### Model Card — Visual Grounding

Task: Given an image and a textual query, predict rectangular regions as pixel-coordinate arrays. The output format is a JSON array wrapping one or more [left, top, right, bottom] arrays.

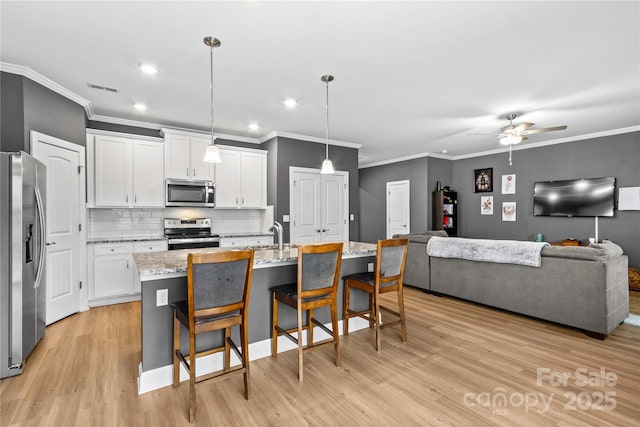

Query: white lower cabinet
[[219, 236, 273, 248], [88, 240, 168, 306]]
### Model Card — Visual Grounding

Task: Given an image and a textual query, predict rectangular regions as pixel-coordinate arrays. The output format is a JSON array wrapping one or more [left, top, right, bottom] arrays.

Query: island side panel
[[141, 256, 374, 372]]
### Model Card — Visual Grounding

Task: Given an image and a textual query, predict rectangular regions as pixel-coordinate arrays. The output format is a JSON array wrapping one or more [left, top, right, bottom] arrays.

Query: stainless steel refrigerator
[[0, 151, 46, 379]]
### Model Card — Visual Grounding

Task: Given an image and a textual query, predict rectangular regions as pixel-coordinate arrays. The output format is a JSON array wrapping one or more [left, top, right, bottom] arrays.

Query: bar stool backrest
[[298, 243, 344, 297]]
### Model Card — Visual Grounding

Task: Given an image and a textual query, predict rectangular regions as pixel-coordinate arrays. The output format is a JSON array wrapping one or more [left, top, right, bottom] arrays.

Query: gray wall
[[358, 132, 639, 266], [452, 131, 640, 266], [359, 157, 432, 243], [1, 72, 85, 152], [267, 137, 360, 242], [0, 72, 24, 152]]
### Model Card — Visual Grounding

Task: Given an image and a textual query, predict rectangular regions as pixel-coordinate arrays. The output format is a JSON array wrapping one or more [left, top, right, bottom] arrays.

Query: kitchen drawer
[[94, 242, 134, 256], [134, 240, 168, 253], [248, 236, 273, 246], [220, 237, 247, 248]]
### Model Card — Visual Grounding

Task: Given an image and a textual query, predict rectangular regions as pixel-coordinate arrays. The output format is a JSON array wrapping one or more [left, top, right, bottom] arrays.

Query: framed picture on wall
[[474, 168, 493, 193], [481, 196, 493, 215], [502, 202, 517, 221], [502, 174, 516, 194]]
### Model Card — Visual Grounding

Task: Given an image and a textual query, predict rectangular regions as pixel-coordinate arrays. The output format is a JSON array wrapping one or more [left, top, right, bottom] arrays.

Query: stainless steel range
[[164, 218, 220, 250]]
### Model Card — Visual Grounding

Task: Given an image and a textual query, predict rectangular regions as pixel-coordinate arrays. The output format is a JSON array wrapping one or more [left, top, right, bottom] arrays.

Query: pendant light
[[203, 36, 222, 163], [320, 75, 335, 174]]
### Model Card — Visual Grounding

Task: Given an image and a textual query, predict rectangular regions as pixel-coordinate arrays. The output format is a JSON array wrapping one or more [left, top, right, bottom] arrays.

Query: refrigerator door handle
[[34, 186, 46, 289]]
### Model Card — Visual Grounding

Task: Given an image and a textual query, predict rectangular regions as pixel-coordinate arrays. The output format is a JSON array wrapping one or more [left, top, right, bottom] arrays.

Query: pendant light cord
[[210, 44, 215, 144], [325, 78, 330, 159]]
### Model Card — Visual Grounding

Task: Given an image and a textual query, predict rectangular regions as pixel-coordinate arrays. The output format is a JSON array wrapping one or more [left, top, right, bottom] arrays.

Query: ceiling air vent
[[87, 83, 119, 93]]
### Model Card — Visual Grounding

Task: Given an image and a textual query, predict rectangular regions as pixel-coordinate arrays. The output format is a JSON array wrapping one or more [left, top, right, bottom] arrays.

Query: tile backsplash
[[87, 206, 273, 239]]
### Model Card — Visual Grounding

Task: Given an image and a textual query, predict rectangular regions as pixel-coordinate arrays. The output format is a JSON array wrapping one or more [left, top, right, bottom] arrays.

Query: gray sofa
[[394, 232, 629, 338]]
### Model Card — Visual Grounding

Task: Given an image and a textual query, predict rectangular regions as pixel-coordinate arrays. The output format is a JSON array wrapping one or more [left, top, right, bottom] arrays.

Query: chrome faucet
[[269, 221, 284, 251]]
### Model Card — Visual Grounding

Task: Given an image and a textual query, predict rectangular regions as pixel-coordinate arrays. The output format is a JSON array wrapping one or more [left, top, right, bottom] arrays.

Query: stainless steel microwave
[[165, 179, 215, 207]]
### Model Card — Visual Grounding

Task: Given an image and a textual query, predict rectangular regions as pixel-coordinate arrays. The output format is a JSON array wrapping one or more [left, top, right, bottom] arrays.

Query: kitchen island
[[133, 242, 376, 394]]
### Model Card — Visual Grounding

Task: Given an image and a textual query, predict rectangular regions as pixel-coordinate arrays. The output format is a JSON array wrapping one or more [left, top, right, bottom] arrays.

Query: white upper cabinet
[[163, 129, 213, 181], [214, 146, 267, 209], [87, 131, 164, 208]]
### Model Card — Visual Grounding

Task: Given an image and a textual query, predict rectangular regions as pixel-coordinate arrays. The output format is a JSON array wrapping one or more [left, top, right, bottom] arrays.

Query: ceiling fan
[[497, 113, 567, 146]]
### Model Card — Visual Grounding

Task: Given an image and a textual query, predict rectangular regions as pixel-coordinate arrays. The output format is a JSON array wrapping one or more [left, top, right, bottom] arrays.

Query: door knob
[[321, 229, 328, 232], [46, 242, 56, 246], [315, 229, 321, 233]]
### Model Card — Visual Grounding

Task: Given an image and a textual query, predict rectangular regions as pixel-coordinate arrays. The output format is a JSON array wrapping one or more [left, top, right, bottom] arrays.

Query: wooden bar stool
[[343, 238, 409, 352], [171, 249, 254, 423], [271, 242, 344, 382]]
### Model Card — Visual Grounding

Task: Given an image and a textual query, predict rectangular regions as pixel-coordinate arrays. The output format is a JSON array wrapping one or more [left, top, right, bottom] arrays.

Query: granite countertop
[[88, 236, 168, 244], [133, 241, 377, 279]]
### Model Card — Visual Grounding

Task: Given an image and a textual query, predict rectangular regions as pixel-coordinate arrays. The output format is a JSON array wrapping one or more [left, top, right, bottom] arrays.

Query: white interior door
[[321, 173, 347, 242], [290, 167, 349, 244], [32, 132, 85, 324], [386, 180, 410, 238], [291, 171, 322, 243]]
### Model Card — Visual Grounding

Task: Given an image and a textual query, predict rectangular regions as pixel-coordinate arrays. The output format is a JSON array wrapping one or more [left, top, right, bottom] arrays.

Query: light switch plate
[[367, 263, 374, 272], [283, 215, 290, 223], [350, 214, 355, 221]]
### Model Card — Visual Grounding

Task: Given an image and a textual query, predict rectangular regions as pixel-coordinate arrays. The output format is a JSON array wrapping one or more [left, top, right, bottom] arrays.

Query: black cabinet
[[432, 190, 457, 236]]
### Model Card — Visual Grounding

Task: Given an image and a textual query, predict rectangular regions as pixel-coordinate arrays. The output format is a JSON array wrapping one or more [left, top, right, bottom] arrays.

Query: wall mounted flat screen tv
[[533, 177, 615, 217]]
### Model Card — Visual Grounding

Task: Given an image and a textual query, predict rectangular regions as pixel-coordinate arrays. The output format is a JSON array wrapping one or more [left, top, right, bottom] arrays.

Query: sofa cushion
[[394, 230, 448, 243], [589, 241, 624, 257], [541, 245, 608, 261]]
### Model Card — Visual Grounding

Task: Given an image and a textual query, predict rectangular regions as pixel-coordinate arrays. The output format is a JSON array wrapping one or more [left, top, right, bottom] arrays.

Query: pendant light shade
[[203, 36, 222, 163], [320, 74, 335, 174]]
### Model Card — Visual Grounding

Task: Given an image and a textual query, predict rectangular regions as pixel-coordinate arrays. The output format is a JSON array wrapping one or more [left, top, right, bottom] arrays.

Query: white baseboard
[[137, 317, 370, 394]]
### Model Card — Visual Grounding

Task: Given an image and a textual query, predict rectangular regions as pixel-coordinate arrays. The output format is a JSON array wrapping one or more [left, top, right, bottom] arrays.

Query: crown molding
[[86, 128, 163, 142], [452, 126, 640, 161], [1, 61, 92, 115], [159, 127, 260, 144], [260, 130, 362, 149], [359, 151, 454, 169]]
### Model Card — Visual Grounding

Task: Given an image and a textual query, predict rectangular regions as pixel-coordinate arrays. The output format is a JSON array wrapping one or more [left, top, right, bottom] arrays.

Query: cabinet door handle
[[126, 193, 128, 203], [126, 260, 129, 269], [193, 169, 196, 177], [135, 194, 137, 203], [236, 197, 239, 205], [186, 167, 189, 176]]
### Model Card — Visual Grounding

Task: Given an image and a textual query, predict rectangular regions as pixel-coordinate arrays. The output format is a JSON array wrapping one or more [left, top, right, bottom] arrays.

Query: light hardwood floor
[[2, 288, 639, 426]]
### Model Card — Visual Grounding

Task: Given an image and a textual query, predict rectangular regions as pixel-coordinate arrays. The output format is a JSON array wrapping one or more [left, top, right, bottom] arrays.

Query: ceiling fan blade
[[522, 125, 567, 135], [513, 122, 534, 134], [501, 124, 516, 133]]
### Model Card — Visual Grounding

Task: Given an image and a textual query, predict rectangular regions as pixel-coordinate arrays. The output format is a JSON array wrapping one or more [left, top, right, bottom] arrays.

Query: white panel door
[[291, 168, 349, 244], [386, 180, 410, 238], [190, 137, 213, 180], [164, 134, 190, 179], [292, 171, 322, 244], [94, 135, 131, 207], [132, 140, 164, 207], [321, 174, 347, 242], [32, 137, 82, 324]]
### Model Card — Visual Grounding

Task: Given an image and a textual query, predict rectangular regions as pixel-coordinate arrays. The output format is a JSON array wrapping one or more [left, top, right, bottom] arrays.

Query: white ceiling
[[1, 1, 639, 166]]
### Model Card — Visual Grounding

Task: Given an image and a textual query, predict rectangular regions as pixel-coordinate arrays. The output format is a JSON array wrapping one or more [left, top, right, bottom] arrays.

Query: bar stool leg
[[240, 316, 251, 400], [224, 327, 231, 371], [308, 308, 314, 347], [297, 303, 304, 382], [398, 287, 407, 343], [173, 312, 181, 387], [343, 281, 350, 335], [189, 333, 196, 422], [271, 293, 278, 357], [331, 298, 340, 367], [374, 292, 381, 353]]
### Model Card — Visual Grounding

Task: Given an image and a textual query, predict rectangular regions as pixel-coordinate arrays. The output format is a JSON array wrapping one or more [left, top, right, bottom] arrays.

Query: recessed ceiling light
[[284, 98, 297, 108], [248, 123, 259, 131], [133, 103, 147, 111], [139, 63, 157, 75]]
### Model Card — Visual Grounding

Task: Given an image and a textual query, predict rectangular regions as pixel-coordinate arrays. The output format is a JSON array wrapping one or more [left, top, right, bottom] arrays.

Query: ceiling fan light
[[500, 135, 523, 145], [203, 142, 221, 163], [321, 158, 335, 174]]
